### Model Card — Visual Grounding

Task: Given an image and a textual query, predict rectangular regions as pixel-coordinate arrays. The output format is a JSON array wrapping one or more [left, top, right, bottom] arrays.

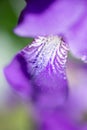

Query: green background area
[[0, 0, 33, 130]]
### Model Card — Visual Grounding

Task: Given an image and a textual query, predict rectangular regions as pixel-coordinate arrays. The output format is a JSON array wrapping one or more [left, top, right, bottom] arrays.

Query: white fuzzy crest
[[21, 35, 69, 77]]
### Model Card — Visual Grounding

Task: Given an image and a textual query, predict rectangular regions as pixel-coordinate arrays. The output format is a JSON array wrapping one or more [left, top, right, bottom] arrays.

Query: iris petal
[[40, 111, 78, 130], [14, 0, 85, 37], [4, 36, 69, 109], [20, 35, 69, 108], [65, 12, 87, 61], [4, 54, 32, 100]]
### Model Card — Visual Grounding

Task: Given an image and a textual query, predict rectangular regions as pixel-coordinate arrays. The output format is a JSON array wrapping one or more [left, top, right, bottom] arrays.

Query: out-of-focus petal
[[4, 54, 32, 99], [66, 59, 87, 119], [80, 124, 87, 130], [14, 0, 85, 37], [65, 12, 87, 61], [40, 111, 78, 130]]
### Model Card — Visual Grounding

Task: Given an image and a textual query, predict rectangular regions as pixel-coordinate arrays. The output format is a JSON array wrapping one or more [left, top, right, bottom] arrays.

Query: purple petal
[[21, 36, 69, 109], [4, 54, 32, 100], [14, 0, 85, 37], [80, 124, 87, 130], [65, 11, 87, 61], [65, 59, 87, 119], [40, 111, 78, 130], [4, 36, 69, 109]]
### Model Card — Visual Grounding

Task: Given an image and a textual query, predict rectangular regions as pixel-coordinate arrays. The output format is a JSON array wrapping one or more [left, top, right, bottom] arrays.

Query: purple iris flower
[[4, 0, 87, 129], [14, 0, 87, 61], [4, 35, 69, 109]]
